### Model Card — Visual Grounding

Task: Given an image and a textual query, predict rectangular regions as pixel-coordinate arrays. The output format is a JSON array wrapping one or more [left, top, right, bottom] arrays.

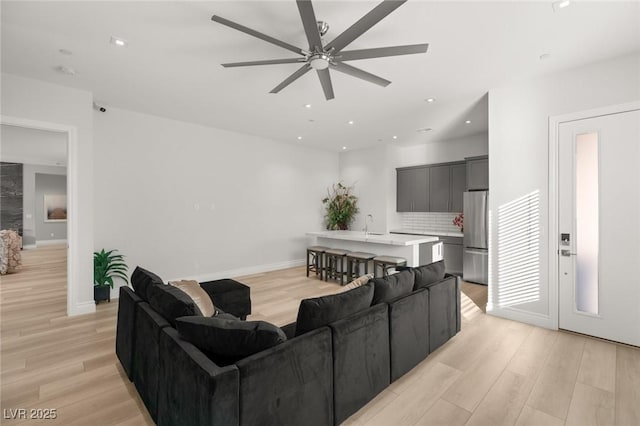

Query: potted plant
[[322, 182, 360, 230], [94, 249, 129, 304]]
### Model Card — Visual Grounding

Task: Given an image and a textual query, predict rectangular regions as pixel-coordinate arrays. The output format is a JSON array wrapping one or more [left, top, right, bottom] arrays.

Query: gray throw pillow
[[130, 266, 164, 301], [147, 283, 203, 326], [371, 269, 415, 304], [295, 282, 374, 336], [176, 316, 286, 362], [412, 260, 446, 290]]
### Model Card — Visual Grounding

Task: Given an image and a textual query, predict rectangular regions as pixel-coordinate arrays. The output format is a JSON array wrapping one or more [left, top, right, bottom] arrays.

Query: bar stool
[[324, 248, 351, 284], [345, 252, 376, 282], [306, 246, 330, 279], [373, 256, 408, 278]]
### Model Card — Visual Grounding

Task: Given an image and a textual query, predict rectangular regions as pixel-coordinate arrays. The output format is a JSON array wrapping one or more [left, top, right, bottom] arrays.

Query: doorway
[[554, 106, 639, 346], [0, 116, 82, 316]]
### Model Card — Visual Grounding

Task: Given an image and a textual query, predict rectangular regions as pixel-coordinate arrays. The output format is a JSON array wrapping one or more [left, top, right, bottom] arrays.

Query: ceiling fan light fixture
[[309, 54, 330, 70]]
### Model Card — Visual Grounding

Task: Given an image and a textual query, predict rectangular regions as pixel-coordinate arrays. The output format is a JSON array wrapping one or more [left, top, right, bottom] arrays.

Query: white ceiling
[[1, 124, 68, 166], [1, 1, 639, 152]]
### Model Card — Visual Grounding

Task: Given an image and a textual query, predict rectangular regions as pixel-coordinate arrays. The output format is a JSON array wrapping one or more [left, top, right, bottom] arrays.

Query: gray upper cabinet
[[449, 164, 466, 212], [429, 165, 450, 212], [398, 161, 469, 212], [466, 156, 489, 190], [396, 166, 429, 212]]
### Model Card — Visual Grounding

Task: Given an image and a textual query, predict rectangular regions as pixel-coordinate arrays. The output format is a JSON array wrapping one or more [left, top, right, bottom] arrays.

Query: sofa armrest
[[158, 328, 239, 426], [235, 327, 333, 426]]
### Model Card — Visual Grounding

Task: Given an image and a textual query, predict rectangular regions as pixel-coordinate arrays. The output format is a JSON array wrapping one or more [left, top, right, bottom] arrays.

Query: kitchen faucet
[[364, 214, 374, 235]]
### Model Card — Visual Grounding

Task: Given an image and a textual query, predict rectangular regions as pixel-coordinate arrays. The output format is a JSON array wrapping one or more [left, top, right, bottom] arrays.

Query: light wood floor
[[2, 246, 639, 425]]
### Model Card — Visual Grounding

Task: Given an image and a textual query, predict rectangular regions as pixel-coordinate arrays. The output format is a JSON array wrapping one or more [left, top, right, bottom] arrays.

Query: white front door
[[558, 108, 640, 346]]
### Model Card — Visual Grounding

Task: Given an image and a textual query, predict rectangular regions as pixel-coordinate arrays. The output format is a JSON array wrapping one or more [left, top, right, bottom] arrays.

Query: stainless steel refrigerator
[[463, 191, 488, 285]]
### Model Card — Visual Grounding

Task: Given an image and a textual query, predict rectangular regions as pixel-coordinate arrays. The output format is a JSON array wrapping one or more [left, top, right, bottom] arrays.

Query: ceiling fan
[[211, 0, 428, 100]]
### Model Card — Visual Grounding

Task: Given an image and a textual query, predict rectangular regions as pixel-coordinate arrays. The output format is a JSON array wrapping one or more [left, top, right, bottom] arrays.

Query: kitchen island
[[306, 230, 442, 267]]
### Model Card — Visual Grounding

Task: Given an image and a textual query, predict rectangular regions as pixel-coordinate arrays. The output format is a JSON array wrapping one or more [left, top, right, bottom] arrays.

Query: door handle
[[560, 249, 577, 257]]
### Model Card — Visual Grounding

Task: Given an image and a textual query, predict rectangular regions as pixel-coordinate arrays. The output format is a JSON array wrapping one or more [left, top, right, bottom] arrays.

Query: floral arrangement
[[453, 213, 464, 232], [322, 182, 359, 230]]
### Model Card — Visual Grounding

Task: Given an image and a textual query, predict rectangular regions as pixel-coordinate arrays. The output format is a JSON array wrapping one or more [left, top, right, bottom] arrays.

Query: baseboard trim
[[487, 305, 554, 329], [37, 239, 68, 247], [22, 244, 37, 250], [169, 259, 307, 283], [69, 300, 96, 316]]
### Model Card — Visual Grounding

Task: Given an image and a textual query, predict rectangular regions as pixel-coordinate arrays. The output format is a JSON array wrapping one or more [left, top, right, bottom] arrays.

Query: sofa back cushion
[[131, 266, 164, 301], [147, 284, 203, 326], [295, 282, 374, 336], [371, 270, 415, 304], [412, 260, 446, 290], [169, 280, 217, 317], [176, 316, 286, 364]]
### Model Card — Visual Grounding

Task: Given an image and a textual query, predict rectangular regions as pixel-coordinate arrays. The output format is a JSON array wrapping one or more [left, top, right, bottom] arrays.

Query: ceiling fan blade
[[212, 15, 304, 55], [297, 0, 323, 51], [222, 58, 305, 67], [331, 62, 391, 87], [316, 68, 335, 100], [325, 0, 407, 52], [270, 64, 312, 93], [338, 43, 428, 61]]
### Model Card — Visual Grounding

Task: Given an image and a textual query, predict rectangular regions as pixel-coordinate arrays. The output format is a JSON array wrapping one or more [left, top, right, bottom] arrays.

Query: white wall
[[488, 52, 640, 328], [1, 73, 95, 315], [93, 107, 339, 297], [339, 145, 391, 234], [339, 133, 488, 232], [22, 164, 67, 245]]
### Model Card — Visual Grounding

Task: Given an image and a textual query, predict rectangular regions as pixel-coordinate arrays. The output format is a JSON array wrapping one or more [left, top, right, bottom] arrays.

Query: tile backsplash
[[400, 212, 462, 233]]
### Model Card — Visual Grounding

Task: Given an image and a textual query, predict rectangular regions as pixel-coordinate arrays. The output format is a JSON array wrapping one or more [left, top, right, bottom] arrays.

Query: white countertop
[[390, 229, 464, 238], [307, 230, 440, 246]]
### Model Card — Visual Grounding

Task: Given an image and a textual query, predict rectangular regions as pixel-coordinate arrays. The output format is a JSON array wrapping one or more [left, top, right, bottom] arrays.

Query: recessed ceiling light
[[110, 36, 128, 47], [58, 48, 72, 55], [465, 120, 472, 124], [392, 136, 398, 140], [304, 104, 311, 108], [539, 53, 551, 60], [348, 120, 354, 125], [297, 136, 303, 140], [54, 65, 76, 75], [426, 98, 436, 103], [552, 0, 571, 11], [416, 128, 433, 133], [342, 146, 347, 150]]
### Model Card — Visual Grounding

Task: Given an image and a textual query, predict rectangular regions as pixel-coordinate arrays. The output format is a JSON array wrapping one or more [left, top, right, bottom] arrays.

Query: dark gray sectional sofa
[[115, 261, 460, 426]]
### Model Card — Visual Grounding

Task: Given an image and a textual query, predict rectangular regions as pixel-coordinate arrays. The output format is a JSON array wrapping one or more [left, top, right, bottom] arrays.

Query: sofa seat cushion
[[147, 283, 203, 327], [176, 316, 286, 364], [131, 266, 164, 301], [295, 282, 374, 336], [169, 280, 217, 317], [371, 270, 415, 304], [412, 260, 446, 290]]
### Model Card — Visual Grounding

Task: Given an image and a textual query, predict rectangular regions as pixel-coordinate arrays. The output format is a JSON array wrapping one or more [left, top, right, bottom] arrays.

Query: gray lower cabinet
[[396, 166, 429, 212], [466, 156, 488, 190], [441, 236, 463, 275]]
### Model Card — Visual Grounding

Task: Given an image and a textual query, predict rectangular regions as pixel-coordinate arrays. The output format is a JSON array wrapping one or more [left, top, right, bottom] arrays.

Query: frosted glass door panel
[[575, 133, 599, 314]]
